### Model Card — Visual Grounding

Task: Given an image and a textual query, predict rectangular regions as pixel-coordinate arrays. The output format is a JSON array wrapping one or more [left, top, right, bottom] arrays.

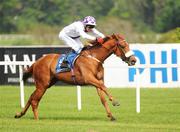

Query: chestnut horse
[[15, 34, 136, 121]]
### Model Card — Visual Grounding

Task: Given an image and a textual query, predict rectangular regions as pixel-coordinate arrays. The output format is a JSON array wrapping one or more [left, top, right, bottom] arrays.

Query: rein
[[113, 39, 133, 58]]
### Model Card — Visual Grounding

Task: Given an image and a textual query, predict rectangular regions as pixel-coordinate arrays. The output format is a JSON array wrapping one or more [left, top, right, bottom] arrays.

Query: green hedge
[[158, 27, 180, 43]]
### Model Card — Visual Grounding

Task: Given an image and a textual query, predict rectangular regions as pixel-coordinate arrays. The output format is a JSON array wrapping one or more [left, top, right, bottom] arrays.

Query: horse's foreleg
[[88, 78, 113, 101], [88, 78, 120, 107], [96, 88, 116, 121]]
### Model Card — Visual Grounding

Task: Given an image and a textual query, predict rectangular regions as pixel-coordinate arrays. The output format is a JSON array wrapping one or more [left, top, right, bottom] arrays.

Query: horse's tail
[[23, 64, 34, 82]]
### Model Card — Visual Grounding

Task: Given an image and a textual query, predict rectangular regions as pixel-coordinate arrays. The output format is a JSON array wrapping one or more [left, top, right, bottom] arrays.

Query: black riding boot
[[60, 60, 71, 72], [61, 60, 68, 68]]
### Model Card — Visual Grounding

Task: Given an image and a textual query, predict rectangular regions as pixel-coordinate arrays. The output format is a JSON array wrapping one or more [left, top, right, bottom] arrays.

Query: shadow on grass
[[15, 114, 107, 121], [39, 115, 106, 121]]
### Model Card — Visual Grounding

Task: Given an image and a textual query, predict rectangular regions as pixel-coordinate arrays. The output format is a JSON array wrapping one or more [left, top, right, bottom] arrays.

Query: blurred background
[[0, 0, 180, 46]]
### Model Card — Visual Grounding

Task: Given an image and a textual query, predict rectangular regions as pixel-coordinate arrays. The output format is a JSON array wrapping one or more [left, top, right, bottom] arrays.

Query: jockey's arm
[[84, 28, 105, 45], [87, 40, 97, 46], [78, 30, 96, 40], [92, 28, 105, 38]]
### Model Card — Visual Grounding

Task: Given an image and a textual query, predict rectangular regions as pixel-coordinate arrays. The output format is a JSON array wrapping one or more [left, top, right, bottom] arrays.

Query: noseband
[[113, 38, 134, 63], [113, 39, 126, 56]]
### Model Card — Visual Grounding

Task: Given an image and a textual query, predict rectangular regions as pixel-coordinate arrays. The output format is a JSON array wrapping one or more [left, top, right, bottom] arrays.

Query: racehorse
[[15, 34, 136, 121]]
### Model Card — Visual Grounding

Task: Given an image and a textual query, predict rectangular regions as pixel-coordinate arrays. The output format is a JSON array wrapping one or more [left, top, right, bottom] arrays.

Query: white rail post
[[77, 85, 82, 111], [19, 65, 25, 108], [136, 67, 140, 113]]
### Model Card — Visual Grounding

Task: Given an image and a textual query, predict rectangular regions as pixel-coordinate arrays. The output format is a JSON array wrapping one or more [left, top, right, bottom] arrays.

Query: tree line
[[0, 0, 179, 33]]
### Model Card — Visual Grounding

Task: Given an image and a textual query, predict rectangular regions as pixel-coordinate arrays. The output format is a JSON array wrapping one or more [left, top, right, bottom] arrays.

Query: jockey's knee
[[75, 48, 82, 54], [70, 49, 76, 53], [59, 31, 65, 39]]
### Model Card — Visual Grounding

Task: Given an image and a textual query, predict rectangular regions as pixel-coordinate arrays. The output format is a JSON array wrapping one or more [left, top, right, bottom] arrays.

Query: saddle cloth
[[56, 52, 79, 73]]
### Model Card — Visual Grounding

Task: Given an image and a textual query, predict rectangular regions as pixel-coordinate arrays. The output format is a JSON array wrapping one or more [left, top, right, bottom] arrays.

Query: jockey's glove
[[96, 37, 104, 44]]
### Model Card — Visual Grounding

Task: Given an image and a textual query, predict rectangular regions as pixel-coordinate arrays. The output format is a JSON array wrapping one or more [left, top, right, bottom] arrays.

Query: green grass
[[0, 86, 180, 132]]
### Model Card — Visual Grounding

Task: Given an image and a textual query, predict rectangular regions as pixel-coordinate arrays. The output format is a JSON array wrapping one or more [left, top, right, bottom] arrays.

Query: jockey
[[59, 16, 105, 69]]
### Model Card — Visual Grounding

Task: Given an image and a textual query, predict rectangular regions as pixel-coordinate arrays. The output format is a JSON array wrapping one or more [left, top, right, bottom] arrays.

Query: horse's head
[[102, 34, 136, 66]]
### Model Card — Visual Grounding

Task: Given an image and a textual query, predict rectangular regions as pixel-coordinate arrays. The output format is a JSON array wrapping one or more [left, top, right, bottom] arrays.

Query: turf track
[[0, 86, 180, 132]]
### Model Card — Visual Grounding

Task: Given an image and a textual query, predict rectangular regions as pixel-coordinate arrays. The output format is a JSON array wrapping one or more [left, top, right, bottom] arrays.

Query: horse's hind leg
[[30, 85, 47, 120], [15, 85, 47, 119], [15, 98, 31, 118]]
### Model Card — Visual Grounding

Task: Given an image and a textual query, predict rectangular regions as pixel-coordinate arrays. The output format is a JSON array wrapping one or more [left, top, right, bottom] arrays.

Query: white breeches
[[59, 31, 83, 53]]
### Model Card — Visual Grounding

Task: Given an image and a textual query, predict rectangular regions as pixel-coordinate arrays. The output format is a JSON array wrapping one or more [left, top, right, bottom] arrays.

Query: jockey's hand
[[96, 37, 104, 44], [88, 40, 96, 45], [88, 43, 93, 46]]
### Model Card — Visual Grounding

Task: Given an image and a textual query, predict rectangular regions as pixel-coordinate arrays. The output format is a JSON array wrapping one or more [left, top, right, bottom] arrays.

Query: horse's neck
[[88, 43, 113, 63]]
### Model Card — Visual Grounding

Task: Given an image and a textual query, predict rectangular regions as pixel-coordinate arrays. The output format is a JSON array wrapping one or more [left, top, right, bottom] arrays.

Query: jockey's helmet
[[83, 16, 96, 26]]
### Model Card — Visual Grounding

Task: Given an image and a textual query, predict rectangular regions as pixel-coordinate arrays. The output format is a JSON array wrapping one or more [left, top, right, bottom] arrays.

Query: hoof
[[112, 100, 120, 106], [110, 116, 116, 121], [14, 112, 21, 118], [107, 115, 116, 121]]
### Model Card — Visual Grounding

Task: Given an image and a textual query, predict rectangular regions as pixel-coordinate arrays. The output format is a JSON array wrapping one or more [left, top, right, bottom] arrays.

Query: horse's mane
[[103, 36, 112, 43], [82, 36, 112, 52]]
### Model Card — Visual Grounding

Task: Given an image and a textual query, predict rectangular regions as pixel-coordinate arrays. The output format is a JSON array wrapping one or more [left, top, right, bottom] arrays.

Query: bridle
[[111, 37, 134, 63], [110, 38, 130, 57]]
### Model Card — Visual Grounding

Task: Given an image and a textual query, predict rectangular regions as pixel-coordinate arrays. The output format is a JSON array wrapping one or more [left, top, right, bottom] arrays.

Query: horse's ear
[[112, 34, 118, 40]]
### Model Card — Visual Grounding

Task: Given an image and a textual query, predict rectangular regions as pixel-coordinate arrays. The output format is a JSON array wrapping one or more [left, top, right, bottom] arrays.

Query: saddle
[[56, 44, 95, 73], [56, 50, 79, 73]]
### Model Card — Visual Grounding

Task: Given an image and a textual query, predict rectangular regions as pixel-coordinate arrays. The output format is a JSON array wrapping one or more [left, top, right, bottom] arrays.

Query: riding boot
[[61, 60, 69, 68], [60, 60, 71, 72]]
